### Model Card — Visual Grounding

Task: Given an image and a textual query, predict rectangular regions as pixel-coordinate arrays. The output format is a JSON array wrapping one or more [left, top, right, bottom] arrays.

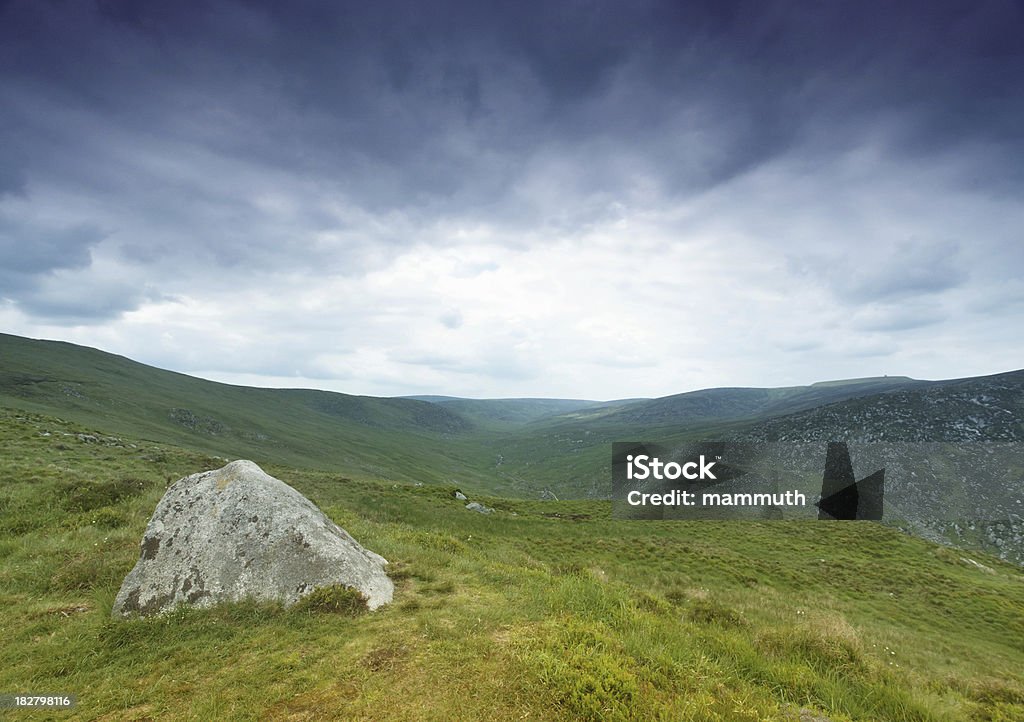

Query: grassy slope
[[0, 333, 514, 493], [428, 398, 619, 429], [1, 408, 1022, 721]]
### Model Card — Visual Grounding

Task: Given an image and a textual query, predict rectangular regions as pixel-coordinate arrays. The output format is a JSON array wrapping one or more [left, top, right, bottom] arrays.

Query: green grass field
[[2, 407, 1023, 720]]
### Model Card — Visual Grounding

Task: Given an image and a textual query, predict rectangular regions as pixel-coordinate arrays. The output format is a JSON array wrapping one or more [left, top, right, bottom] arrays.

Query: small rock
[[960, 557, 996, 574], [465, 502, 493, 515]]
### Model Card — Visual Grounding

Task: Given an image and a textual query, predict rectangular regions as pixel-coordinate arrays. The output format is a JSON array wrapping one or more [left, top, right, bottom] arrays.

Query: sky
[[1, 0, 1023, 400]]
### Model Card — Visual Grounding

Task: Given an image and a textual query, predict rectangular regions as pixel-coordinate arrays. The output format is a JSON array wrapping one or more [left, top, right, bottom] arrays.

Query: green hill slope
[[1, 408, 1022, 720], [435, 377, 926, 497], [0, 333, 497, 488], [427, 397, 618, 427]]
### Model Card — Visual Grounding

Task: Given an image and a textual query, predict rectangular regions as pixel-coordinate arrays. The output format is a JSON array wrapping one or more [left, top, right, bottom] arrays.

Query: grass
[[1, 407, 1023, 720], [0, 333, 504, 492]]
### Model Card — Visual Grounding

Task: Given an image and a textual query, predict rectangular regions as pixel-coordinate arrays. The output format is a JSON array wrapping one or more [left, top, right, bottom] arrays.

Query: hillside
[[0, 333, 501, 490], [1, 408, 1022, 720], [448, 377, 933, 499], [725, 370, 1024, 565], [424, 397, 625, 427], [542, 376, 926, 429], [3, 334, 1022, 547], [0, 333, 468, 436], [735, 370, 1024, 443]]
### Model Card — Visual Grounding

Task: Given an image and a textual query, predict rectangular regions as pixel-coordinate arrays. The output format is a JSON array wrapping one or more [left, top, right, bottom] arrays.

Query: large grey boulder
[[113, 460, 393, 617]]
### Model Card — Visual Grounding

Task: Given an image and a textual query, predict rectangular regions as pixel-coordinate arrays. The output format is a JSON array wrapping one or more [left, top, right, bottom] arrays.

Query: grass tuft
[[292, 585, 369, 616]]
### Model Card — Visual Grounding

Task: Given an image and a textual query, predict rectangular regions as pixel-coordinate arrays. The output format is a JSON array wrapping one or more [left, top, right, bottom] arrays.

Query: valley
[[2, 333, 1023, 719]]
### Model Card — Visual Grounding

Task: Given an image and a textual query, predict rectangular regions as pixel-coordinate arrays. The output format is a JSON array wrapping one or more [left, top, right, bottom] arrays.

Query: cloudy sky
[[2, 0, 1022, 399]]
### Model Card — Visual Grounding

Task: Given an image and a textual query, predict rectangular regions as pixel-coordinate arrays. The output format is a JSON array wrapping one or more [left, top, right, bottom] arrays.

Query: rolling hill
[[2, 333, 1024, 718], [413, 397, 629, 427], [0, 333, 495, 489], [1, 406, 1022, 720], [735, 370, 1024, 443], [543, 376, 926, 429]]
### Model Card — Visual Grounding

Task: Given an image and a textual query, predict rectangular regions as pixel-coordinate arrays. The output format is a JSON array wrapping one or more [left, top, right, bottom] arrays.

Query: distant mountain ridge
[[734, 370, 1024, 442], [553, 376, 927, 429]]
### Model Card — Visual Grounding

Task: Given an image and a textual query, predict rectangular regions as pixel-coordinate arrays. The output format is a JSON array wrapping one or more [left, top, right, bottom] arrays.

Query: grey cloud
[[848, 344, 895, 359], [3, 0, 1021, 234], [393, 350, 537, 381], [14, 278, 160, 323], [439, 310, 463, 329], [0, 218, 108, 311], [966, 282, 1024, 315], [836, 240, 967, 303], [852, 304, 947, 333], [0, 154, 27, 198], [0, 217, 102, 277]]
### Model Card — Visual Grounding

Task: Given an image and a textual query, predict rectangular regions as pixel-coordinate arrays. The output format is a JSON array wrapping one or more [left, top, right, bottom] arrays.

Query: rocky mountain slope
[[730, 370, 1024, 564]]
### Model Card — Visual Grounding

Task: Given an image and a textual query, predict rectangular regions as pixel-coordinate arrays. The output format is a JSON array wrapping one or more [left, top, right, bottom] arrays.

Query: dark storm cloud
[[4, 0, 1022, 214], [0, 217, 107, 316], [0, 154, 27, 198], [15, 279, 157, 323], [0, 217, 101, 277]]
